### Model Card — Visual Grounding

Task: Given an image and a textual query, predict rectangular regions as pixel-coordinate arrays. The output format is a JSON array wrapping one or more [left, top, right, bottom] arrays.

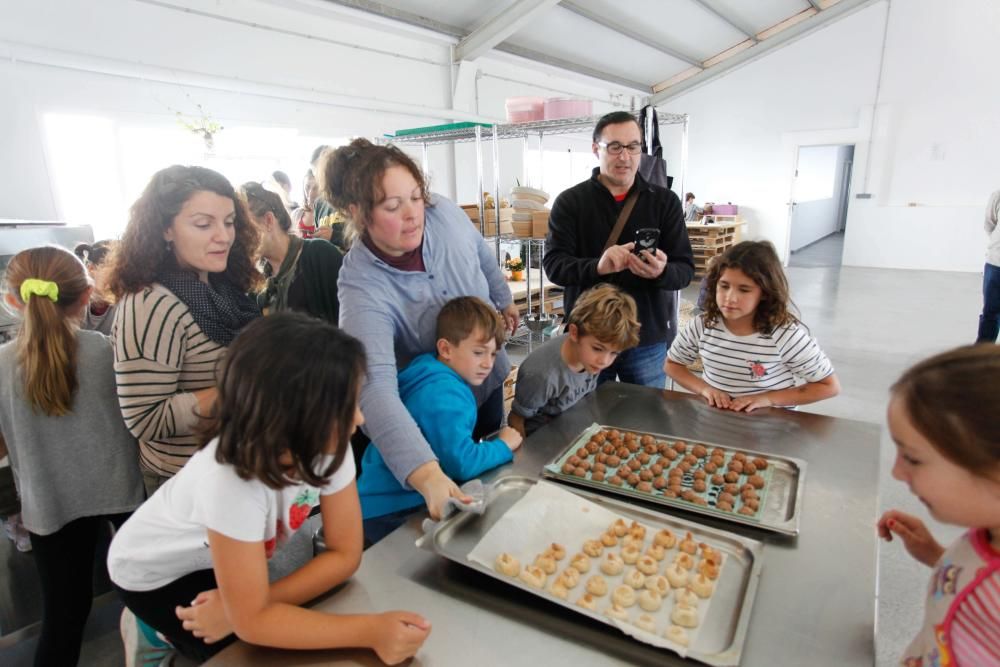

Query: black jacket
[[543, 168, 694, 347]]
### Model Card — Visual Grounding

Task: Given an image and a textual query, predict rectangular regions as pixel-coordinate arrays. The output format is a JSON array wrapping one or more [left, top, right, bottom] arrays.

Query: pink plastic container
[[543, 98, 593, 120], [505, 97, 544, 123], [712, 204, 739, 215]]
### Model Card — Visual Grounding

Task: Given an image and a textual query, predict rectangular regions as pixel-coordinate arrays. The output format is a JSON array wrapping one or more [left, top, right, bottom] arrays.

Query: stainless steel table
[[208, 384, 880, 666]]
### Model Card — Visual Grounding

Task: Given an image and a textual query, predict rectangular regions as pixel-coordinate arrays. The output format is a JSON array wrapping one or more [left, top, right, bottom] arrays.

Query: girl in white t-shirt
[[665, 240, 840, 412], [878, 345, 1000, 665], [108, 312, 430, 663]]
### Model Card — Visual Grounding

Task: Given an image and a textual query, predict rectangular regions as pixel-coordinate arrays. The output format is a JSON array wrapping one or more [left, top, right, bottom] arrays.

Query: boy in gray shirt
[[509, 284, 640, 436]]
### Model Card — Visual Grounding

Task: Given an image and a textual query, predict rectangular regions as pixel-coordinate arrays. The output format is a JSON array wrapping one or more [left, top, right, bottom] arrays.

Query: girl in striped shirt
[[878, 345, 1000, 667], [665, 240, 839, 412]]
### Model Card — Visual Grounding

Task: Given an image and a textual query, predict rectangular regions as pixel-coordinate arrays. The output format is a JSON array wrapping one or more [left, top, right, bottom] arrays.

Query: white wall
[[659, 0, 999, 273], [840, 0, 1000, 272], [0, 0, 636, 232], [658, 2, 887, 264], [789, 145, 852, 251]]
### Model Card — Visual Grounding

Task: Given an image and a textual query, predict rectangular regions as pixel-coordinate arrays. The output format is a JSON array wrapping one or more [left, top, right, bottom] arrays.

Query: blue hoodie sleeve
[[410, 377, 513, 482]]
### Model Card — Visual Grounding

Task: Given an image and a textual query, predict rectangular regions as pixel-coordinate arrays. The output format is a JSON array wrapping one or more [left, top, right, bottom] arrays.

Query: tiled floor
[[0, 234, 985, 665]]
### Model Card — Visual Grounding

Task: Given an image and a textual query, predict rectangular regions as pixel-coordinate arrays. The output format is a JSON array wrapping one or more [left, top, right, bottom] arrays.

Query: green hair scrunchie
[[20, 279, 60, 304]]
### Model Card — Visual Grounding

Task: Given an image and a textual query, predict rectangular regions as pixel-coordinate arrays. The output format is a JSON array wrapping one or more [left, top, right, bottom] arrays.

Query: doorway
[[788, 144, 854, 268]]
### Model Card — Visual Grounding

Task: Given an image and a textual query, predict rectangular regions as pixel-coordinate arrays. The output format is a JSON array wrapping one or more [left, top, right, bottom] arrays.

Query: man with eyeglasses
[[543, 110, 694, 388]]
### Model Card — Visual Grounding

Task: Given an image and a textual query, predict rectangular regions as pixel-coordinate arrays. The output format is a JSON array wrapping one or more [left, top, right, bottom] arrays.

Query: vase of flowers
[[506, 257, 525, 281]]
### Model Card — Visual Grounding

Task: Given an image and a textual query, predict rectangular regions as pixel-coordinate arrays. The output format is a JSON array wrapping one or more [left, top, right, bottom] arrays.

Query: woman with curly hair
[[664, 240, 839, 412], [323, 138, 518, 530], [106, 165, 262, 492]]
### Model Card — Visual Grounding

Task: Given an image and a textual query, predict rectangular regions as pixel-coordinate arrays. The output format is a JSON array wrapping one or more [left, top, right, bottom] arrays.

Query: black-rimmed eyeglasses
[[597, 141, 642, 156]]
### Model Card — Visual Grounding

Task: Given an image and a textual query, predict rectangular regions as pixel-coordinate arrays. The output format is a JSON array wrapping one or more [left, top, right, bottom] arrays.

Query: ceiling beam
[[650, 0, 881, 104], [689, 0, 759, 43], [493, 43, 650, 92], [559, 1, 703, 68], [317, 0, 464, 36], [455, 0, 562, 62], [806, 0, 823, 9]]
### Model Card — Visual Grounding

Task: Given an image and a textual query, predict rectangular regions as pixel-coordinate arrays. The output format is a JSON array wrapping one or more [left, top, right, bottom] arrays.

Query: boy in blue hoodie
[[358, 296, 522, 543]]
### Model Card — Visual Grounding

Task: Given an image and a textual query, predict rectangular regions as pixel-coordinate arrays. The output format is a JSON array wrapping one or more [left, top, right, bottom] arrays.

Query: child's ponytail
[[4, 246, 91, 416]]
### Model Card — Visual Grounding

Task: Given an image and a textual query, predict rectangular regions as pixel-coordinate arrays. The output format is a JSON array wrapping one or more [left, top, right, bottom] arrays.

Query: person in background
[[0, 246, 144, 667], [976, 188, 1000, 343], [292, 170, 319, 239], [684, 192, 704, 222], [106, 165, 261, 494], [666, 241, 839, 412], [878, 345, 1000, 664], [271, 170, 297, 210], [242, 181, 342, 323], [328, 138, 518, 522], [543, 110, 694, 390], [310, 145, 348, 250], [108, 313, 430, 664], [509, 284, 640, 437], [74, 239, 117, 335], [358, 296, 522, 544]]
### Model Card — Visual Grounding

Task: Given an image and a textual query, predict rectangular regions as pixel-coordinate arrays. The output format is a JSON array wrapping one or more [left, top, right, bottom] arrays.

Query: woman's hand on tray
[[499, 426, 523, 452], [408, 461, 471, 520], [877, 510, 945, 567]]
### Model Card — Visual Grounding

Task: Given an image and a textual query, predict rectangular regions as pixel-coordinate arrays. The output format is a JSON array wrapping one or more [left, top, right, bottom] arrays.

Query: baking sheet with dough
[[467, 482, 726, 656]]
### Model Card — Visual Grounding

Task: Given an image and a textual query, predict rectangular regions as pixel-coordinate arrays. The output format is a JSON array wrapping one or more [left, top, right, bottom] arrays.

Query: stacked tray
[[418, 476, 762, 666], [542, 424, 806, 536]]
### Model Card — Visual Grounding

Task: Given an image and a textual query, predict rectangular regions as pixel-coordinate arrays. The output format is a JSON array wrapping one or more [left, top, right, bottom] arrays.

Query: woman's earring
[[165, 240, 173, 254]]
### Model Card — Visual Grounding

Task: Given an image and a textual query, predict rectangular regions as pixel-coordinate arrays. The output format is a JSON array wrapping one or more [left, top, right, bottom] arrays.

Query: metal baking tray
[[542, 424, 806, 536], [417, 476, 763, 667]]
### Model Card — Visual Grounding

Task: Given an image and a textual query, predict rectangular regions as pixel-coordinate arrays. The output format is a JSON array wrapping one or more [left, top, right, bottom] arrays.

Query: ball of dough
[[753, 456, 768, 470], [671, 602, 700, 629], [638, 589, 663, 612], [674, 586, 699, 607], [621, 544, 641, 564], [653, 528, 676, 549], [673, 552, 694, 570], [612, 585, 637, 608], [576, 593, 598, 611], [600, 552, 625, 576], [518, 565, 546, 589], [545, 543, 566, 561], [645, 544, 666, 562], [534, 554, 557, 574], [645, 574, 671, 596], [623, 568, 646, 589], [634, 613, 657, 633], [690, 573, 715, 598], [558, 567, 582, 589], [636, 481, 653, 493], [600, 531, 618, 547], [636, 555, 659, 576], [749, 474, 766, 489], [665, 562, 689, 589], [495, 553, 520, 577], [610, 518, 628, 537], [583, 539, 603, 557], [604, 603, 630, 621], [586, 575, 609, 597], [548, 580, 570, 599], [664, 624, 690, 647], [570, 553, 591, 573], [679, 532, 698, 554]]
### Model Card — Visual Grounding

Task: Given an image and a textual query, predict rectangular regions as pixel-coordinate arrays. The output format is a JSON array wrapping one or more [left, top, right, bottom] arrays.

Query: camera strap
[[603, 189, 640, 252]]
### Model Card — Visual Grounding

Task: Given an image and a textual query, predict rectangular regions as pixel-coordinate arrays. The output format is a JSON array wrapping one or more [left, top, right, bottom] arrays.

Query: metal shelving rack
[[386, 110, 689, 340]]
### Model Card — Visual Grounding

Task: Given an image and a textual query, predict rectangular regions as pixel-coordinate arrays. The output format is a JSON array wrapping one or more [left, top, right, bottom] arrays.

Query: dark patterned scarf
[[157, 269, 261, 346]]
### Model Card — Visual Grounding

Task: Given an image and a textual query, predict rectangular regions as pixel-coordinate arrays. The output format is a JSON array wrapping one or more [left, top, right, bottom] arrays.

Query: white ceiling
[[320, 0, 879, 97]]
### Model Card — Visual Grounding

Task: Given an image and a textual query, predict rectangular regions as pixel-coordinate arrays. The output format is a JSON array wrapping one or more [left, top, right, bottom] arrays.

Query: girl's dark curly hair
[[107, 165, 262, 298], [317, 138, 431, 244], [702, 240, 797, 334]]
